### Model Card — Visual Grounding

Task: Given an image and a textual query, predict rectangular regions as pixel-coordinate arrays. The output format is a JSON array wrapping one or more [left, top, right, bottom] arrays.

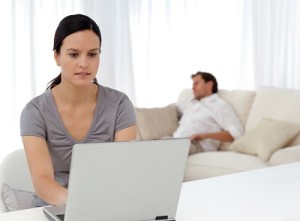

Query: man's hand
[[190, 133, 208, 141]]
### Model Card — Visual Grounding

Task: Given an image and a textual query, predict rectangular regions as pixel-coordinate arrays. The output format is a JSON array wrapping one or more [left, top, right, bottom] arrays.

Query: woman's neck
[[52, 83, 98, 106]]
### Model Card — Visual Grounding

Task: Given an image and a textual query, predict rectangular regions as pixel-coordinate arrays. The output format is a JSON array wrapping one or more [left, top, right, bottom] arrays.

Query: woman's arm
[[114, 125, 137, 141], [22, 136, 68, 206]]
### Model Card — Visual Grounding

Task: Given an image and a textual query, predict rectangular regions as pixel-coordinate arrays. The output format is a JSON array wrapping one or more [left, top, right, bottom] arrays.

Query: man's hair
[[191, 71, 218, 93]]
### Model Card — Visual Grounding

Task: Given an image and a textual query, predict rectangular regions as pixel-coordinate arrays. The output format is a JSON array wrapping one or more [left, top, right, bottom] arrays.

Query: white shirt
[[173, 93, 244, 151]]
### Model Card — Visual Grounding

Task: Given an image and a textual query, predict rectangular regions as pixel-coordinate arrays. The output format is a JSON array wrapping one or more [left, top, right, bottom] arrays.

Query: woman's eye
[[88, 52, 98, 57], [69, 53, 78, 58]]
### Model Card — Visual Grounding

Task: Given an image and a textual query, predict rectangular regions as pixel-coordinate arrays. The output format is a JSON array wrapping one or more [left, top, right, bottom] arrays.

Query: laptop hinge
[[155, 215, 175, 221]]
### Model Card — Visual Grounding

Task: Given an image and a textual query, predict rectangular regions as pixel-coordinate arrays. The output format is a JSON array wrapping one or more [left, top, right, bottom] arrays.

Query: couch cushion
[[135, 105, 178, 140], [228, 118, 300, 161], [184, 151, 268, 181], [268, 145, 300, 166]]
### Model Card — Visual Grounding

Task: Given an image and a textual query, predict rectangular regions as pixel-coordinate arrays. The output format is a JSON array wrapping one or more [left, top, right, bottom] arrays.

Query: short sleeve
[[20, 102, 47, 139], [115, 94, 136, 132]]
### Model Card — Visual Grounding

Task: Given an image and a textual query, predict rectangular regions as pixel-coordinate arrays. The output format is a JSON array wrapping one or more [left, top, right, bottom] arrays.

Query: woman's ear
[[54, 50, 60, 66]]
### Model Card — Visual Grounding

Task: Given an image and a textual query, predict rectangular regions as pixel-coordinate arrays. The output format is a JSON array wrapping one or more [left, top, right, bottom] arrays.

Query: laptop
[[43, 138, 190, 221]]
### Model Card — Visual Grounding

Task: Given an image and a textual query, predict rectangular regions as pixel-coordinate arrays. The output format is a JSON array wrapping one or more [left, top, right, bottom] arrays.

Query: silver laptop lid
[[65, 139, 189, 221]]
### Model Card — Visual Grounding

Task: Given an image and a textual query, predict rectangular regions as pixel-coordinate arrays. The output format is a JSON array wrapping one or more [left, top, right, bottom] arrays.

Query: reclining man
[[173, 71, 244, 154]]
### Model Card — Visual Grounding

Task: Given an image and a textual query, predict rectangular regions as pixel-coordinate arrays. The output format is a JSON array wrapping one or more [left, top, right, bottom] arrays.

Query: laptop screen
[[44, 139, 190, 221]]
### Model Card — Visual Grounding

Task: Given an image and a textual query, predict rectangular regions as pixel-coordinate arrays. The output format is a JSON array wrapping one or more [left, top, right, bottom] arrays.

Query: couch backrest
[[218, 90, 256, 127], [245, 86, 300, 146]]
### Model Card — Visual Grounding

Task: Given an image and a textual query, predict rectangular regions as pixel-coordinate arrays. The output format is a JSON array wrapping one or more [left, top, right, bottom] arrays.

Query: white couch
[[135, 86, 300, 181]]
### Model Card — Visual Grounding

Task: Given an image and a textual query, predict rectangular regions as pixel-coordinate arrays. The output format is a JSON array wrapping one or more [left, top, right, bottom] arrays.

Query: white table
[[1, 162, 300, 221]]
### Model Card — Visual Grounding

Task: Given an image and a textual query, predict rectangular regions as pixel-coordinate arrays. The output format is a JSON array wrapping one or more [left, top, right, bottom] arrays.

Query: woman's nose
[[79, 56, 88, 68]]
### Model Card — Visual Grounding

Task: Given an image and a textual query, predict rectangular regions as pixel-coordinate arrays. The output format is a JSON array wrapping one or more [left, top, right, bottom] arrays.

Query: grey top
[[20, 84, 136, 187]]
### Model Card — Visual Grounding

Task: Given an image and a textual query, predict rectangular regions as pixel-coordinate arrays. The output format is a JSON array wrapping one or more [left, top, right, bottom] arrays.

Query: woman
[[20, 14, 137, 206]]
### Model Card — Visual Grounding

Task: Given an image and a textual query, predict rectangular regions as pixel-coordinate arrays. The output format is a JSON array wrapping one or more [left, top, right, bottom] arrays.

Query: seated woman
[[19, 14, 136, 207]]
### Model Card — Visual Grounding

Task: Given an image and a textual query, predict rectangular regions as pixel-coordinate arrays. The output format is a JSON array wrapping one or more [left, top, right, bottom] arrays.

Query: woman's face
[[54, 30, 100, 87]]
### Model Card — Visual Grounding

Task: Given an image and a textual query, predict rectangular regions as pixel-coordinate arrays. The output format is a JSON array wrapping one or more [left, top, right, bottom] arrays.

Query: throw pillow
[[228, 118, 300, 161], [135, 105, 178, 140], [1, 183, 35, 212]]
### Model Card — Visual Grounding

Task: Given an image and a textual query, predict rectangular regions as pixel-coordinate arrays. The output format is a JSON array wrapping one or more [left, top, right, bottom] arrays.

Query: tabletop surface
[[1, 162, 300, 221]]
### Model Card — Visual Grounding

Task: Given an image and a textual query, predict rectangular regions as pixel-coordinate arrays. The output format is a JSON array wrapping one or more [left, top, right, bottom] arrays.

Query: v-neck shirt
[[20, 84, 136, 186]]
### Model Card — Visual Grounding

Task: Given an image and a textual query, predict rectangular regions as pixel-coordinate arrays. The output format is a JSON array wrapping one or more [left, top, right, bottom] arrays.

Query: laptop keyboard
[[57, 214, 65, 221]]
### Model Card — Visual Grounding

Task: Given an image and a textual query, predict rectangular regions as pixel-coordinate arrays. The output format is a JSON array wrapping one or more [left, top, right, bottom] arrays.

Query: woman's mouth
[[75, 72, 90, 76]]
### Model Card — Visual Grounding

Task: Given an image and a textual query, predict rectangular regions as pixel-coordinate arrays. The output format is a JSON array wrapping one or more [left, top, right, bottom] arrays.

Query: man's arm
[[190, 130, 234, 142]]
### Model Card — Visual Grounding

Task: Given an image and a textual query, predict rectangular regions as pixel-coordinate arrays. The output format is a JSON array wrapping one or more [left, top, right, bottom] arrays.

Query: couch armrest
[[0, 149, 34, 192], [0, 149, 34, 213], [268, 145, 300, 166], [0, 198, 5, 213]]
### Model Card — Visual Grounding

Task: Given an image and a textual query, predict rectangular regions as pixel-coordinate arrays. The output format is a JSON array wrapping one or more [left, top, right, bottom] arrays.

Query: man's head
[[191, 71, 218, 100]]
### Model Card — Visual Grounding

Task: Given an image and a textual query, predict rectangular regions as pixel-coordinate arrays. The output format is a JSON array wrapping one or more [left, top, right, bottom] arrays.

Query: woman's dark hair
[[191, 71, 218, 93], [47, 14, 102, 89]]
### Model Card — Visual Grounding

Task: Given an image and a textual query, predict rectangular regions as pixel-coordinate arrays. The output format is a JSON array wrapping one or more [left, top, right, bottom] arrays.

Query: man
[[173, 71, 244, 154]]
